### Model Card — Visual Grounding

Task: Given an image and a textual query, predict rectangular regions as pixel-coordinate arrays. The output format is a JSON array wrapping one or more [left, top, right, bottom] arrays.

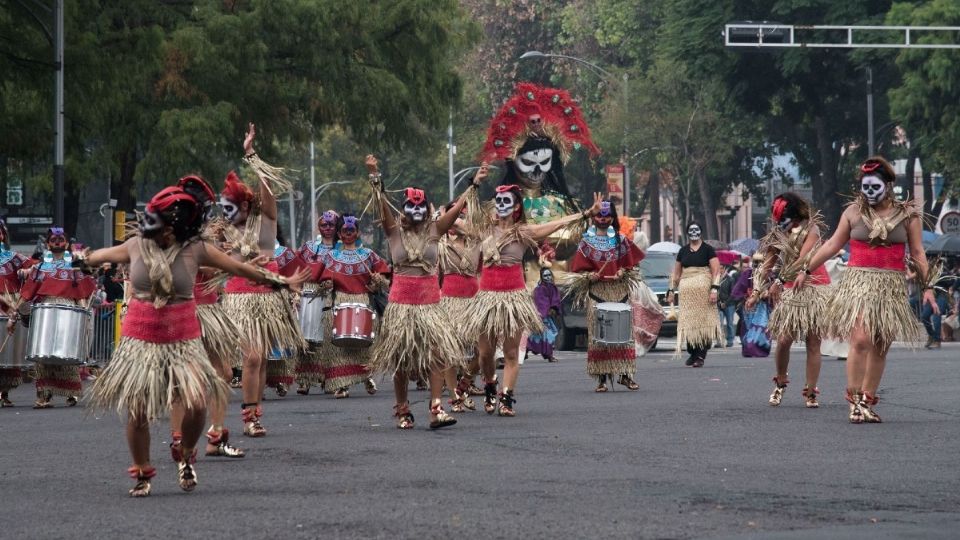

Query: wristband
[[244, 152, 257, 159]]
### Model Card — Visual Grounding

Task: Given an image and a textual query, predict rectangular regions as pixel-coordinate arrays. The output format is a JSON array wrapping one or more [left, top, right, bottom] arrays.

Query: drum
[[25, 303, 92, 365], [331, 303, 376, 348], [593, 302, 633, 345], [299, 292, 327, 344], [0, 316, 30, 369]]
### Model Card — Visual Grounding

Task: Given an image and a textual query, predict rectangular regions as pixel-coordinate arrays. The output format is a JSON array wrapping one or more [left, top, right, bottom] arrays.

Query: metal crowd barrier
[[87, 301, 122, 365]]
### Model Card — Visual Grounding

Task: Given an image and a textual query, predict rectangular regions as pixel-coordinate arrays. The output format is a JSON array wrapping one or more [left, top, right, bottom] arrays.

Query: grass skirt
[[370, 299, 464, 379], [0, 367, 23, 391], [768, 284, 831, 341], [325, 292, 373, 390], [296, 344, 326, 387], [441, 295, 479, 362], [35, 363, 82, 397], [586, 280, 636, 378], [675, 267, 723, 356], [196, 303, 243, 369], [223, 289, 305, 358], [826, 267, 924, 348], [462, 290, 544, 346], [89, 337, 229, 421]]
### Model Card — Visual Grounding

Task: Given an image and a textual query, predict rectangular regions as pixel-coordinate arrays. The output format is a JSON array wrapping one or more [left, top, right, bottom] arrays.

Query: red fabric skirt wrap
[[121, 299, 201, 343], [784, 264, 830, 288], [479, 264, 525, 292], [442, 273, 479, 298], [847, 240, 906, 271], [224, 260, 279, 294], [388, 274, 441, 305]]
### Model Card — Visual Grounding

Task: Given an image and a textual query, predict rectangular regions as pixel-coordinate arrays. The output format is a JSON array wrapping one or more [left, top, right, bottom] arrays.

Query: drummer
[[265, 226, 299, 398], [290, 210, 341, 395], [568, 200, 645, 392], [10, 227, 96, 408], [1, 218, 33, 407], [307, 212, 389, 398]]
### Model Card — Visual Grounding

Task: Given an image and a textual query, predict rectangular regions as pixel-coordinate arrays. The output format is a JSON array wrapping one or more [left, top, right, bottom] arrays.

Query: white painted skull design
[[516, 148, 553, 186], [861, 175, 887, 205], [403, 202, 428, 223], [687, 224, 702, 241], [495, 192, 517, 219], [218, 196, 241, 224]]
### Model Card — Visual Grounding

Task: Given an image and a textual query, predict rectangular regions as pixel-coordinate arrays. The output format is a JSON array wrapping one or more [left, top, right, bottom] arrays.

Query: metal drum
[[593, 302, 633, 345], [299, 292, 327, 344], [331, 302, 376, 348], [0, 316, 30, 368], [25, 304, 92, 365]]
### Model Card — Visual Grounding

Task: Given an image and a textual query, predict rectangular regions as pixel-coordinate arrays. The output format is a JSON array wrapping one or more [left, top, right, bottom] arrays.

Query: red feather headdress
[[480, 82, 600, 163]]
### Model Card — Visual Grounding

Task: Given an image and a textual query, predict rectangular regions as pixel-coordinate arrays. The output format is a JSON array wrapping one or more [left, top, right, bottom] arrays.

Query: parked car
[[555, 249, 679, 351]]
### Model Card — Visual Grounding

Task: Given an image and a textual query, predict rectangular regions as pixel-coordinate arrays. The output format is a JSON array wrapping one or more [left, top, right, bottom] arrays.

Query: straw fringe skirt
[[768, 284, 831, 342], [89, 337, 229, 422], [826, 267, 924, 348], [324, 292, 373, 390], [586, 280, 636, 378], [0, 368, 22, 391], [223, 289, 305, 358], [370, 300, 464, 380], [463, 290, 544, 346], [295, 287, 330, 387], [675, 268, 723, 356], [441, 295, 479, 359], [35, 363, 82, 397], [195, 303, 242, 370]]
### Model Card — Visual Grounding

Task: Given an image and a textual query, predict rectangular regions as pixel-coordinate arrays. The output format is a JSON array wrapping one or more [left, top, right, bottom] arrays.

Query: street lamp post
[[519, 51, 631, 214]]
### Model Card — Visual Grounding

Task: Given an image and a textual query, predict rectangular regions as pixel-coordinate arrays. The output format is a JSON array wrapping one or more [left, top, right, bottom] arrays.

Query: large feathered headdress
[[481, 82, 600, 164]]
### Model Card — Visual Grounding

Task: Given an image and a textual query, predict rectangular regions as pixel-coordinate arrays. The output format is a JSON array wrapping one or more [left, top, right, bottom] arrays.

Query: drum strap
[[589, 293, 628, 304]]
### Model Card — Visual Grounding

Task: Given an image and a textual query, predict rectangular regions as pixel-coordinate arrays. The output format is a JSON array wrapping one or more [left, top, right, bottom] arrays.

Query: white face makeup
[[516, 148, 553, 186], [218, 196, 241, 224], [861, 175, 887, 205], [494, 192, 517, 219], [140, 210, 163, 236], [687, 225, 702, 241], [403, 201, 428, 223], [777, 215, 793, 230]]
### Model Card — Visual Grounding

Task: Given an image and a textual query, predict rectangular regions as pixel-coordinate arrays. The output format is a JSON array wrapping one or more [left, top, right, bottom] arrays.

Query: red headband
[[404, 188, 426, 205], [496, 184, 519, 194], [771, 198, 788, 222], [220, 171, 254, 204], [860, 162, 882, 174], [147, 186, 195, 214], [178, 175, 216, 204]]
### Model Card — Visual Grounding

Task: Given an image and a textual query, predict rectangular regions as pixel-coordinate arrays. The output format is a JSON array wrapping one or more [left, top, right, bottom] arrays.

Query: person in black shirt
[[666, 222, 723, 367]]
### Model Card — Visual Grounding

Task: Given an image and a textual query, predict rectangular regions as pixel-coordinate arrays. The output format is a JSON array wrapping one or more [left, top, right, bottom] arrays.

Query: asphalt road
[[1, 342, 958, 540]]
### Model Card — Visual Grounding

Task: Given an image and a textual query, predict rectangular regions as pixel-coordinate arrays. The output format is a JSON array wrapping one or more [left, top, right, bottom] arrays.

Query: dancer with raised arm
[[85, 185, 308, 496]]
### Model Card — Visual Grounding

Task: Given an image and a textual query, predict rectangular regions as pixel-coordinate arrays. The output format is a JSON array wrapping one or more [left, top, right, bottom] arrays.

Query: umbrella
[[704, 239, 728, 250], [716, 250, 742, 265], [730, 237, 760, 255], [922, 230, 941, 248], [926, 234, 960, 255], [647, 241, 681, 254]]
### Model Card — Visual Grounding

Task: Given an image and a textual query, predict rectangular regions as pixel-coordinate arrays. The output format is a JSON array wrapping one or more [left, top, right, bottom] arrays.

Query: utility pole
[[867, 67, 875, 156], [309, 139, 316, 240], [53, 0, 64, 226], [622, 72, 630, 217], [447, 108, 455, 200]]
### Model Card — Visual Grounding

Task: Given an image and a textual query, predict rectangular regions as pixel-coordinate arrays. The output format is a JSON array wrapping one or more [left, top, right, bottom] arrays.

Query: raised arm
[[526, 192, 602, 241], [244, 123, 278, 221], [436, 162, 488, 235], [199, 241, 308, 287], [83, 240, 132, 266], [366, 154, 396, 233]]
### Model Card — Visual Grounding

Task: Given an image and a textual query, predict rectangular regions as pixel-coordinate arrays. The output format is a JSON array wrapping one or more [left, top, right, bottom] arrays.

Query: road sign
[[939, 211, 960, 235]]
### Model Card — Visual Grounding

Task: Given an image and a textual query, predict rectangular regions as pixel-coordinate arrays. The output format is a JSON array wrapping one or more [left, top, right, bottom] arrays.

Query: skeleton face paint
[[516, 148, 553, 187], [139, 211, 163, 239], [218, 196, 241, 224], [861, 175, 887, 205], [687, 225, 702, 241], [777, 215, 793, 231], [403, 201, 428, 223], [494, 192, 517, 219], [541, 270, 554, 284]]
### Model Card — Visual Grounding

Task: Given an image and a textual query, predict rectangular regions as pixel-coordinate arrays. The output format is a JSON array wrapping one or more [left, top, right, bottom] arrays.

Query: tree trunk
[[903, 144, 919, 203], [64, 181, 81, 241], [921, 162, 934, 229], [696, 168, 719, 240], [813, 116, 843, 233], [115, 149, 138, 212], [649, 168, 661, 244]]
